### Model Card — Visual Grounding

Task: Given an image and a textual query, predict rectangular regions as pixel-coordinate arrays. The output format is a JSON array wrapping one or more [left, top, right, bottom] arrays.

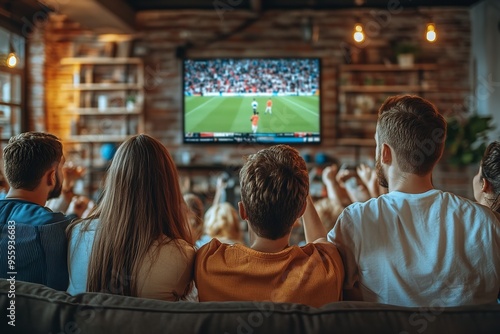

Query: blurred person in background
[[473, 141, 500, 215]]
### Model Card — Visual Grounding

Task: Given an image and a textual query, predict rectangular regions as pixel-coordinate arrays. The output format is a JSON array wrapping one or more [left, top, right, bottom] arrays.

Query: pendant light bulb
[[353, 23, 365, 43], [426, 23, 437, 42], [6, 53, 18, 68]]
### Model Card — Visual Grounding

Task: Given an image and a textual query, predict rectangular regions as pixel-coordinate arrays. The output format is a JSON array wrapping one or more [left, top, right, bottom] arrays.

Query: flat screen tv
[[183, 58, 321, 144]]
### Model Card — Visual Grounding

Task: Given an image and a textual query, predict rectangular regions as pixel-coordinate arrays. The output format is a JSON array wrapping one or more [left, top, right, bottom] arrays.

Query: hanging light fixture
[[426, 23, 437, 42], [5, 34, 18, 68], [6, 52, 18, 68], [353, 23, 365, 43]]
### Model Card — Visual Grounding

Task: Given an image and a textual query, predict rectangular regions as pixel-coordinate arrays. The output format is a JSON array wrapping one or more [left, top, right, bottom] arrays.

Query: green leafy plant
[[445, 114, 495, 167], [395, 42, 419, 55]]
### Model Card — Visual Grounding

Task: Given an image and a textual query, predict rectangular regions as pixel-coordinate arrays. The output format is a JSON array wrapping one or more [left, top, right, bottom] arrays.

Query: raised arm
[[46, 162, 86, 213], [322, 164, 350, 207], [211, 174, 227, 207], [356, 164, 380, 198], [302, 195, 328, 244]]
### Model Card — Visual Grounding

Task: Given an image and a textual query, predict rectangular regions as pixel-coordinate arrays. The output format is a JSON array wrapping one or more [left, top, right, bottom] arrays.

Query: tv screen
[[183, 58, 321, 144]]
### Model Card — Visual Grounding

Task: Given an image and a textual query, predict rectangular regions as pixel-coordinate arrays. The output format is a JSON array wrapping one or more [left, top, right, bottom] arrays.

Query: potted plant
[[395, 42, 419, 68], [126, 95, 136, 112], [445, 114, 495, 167]]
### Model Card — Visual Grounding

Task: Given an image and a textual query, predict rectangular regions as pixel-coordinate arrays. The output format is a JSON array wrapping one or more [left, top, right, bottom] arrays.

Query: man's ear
[[238, 201, 248, 220], [46, 168, 56, 187], [381, 143, 392, 164], [482, 178, 492, 193]]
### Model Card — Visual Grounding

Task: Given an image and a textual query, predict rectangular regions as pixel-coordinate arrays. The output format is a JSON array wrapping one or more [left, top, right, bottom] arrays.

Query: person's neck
[[250, 233, 290, 253], [479, 193, 497, 210], [387, 169, 434, 194], [5, 188, 47, 207]]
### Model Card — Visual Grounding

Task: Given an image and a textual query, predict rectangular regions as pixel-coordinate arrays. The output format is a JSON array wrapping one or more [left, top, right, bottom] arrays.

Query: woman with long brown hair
[[67, 134, 194, 300]]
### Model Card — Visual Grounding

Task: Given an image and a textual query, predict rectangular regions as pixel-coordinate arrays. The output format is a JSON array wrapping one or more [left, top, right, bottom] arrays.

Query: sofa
[[0, 219, 69, 291], [1, 279, 500, 334]]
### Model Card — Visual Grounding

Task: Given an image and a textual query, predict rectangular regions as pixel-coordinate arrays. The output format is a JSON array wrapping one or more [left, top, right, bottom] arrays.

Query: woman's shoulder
[[156, 237, 195, 259], [69, 219, 99, 238]]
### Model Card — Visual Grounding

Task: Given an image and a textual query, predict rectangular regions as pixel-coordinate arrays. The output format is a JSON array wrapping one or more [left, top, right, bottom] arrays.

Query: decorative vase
[[126, 100, 135, 112], [397, 53, 414, 68]]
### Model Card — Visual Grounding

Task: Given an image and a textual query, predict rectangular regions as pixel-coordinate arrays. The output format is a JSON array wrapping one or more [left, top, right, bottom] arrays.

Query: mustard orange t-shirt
[[267, 100, 272, 107], [194, 239, 344, 307], [251, 115, 259, 126]]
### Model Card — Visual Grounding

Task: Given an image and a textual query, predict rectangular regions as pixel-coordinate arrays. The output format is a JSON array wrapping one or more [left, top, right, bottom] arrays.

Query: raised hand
[[322, 164, 351, 207], [322, 164, 338, 185], [67, 196, 91, 218], [335, 168, 356, 189], [356, 164, 379, 198]]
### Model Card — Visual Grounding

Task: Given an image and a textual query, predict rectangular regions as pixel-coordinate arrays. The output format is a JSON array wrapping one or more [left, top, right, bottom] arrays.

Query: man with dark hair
[[195, 145, 344, 307], [0, 132, 81, 290], [328, 95, 500, 307]]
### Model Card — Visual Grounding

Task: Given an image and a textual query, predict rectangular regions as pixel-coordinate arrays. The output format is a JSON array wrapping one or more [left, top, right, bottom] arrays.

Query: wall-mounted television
[[183, 58, 321, 144]]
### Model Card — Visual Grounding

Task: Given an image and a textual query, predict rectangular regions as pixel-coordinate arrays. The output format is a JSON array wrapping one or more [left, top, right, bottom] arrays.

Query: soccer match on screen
[[183, 58, 321, 144]]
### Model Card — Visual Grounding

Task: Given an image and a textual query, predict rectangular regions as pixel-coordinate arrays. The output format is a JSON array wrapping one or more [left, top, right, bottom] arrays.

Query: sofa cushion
[[1, 279, 500, 334]]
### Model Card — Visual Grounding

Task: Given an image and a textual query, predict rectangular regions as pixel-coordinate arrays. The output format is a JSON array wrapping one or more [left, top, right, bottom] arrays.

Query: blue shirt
[[0, 199, 74, 290]]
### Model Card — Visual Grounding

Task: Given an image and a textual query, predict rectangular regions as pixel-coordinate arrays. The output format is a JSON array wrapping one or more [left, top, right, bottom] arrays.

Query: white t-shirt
[[327, 189, 500, 307], [252, 101, 258, 109]]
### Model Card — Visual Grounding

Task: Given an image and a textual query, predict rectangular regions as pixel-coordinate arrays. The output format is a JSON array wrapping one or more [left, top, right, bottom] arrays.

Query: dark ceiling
[[125, 0, 483, 11], [0, 0, 484, 34], [0, 0, 52, 31]]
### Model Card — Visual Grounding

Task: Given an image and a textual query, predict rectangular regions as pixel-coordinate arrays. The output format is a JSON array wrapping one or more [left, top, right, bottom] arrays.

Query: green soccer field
[[184, 96, 320, 133]]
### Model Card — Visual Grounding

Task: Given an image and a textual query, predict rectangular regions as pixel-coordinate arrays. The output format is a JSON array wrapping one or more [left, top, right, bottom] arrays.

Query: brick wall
[[32, 7, 475, 197]]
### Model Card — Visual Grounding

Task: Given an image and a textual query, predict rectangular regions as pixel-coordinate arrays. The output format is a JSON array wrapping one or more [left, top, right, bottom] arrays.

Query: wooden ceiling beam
[[43, 0, 135, 34]]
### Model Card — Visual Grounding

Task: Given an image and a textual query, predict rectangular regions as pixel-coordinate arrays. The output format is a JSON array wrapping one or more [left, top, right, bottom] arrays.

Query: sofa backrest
[[0, 220, 69, 290], [1, 279, 500, 334]]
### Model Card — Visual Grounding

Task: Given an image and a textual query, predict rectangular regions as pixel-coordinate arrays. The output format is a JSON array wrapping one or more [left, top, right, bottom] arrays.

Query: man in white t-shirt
[[251, 98, 258, 114], [328, 95, 500, 307]]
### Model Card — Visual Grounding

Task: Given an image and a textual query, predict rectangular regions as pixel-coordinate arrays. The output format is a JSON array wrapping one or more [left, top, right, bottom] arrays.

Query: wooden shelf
[[337, 63, 437, 151], [340, 64, 438, 71], [177, 164, 238, 171], [339, 114, 378, 122], [61, 57, 143, 65], [336, 138, 376, 146], [65, 135, 130, 143], [60, 56, 145, 198], [67, 107, 141, 115], [62, 83, 143, 91], [339, 85, 436, 93]]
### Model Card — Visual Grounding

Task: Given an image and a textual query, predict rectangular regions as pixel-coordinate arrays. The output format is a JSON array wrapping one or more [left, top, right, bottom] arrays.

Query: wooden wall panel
[[30, 7, 474, 197]]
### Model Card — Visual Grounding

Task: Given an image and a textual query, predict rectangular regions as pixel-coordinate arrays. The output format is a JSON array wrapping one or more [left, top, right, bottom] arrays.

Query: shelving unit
[[337, 63, 438, 149], [61, 57, 145, 197]]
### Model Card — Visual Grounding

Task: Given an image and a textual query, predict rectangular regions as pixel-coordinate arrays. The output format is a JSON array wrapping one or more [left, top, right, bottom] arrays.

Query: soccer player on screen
[[252, 98, 258, 114], [250, 111, 259, 134], [265, 98, 273, 115]]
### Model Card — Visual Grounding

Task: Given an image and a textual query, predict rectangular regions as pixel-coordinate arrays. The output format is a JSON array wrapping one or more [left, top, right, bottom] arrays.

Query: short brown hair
[[377, 95, 446, 175], [3, 132, 63, 190], [239, 145, 309, 240]]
